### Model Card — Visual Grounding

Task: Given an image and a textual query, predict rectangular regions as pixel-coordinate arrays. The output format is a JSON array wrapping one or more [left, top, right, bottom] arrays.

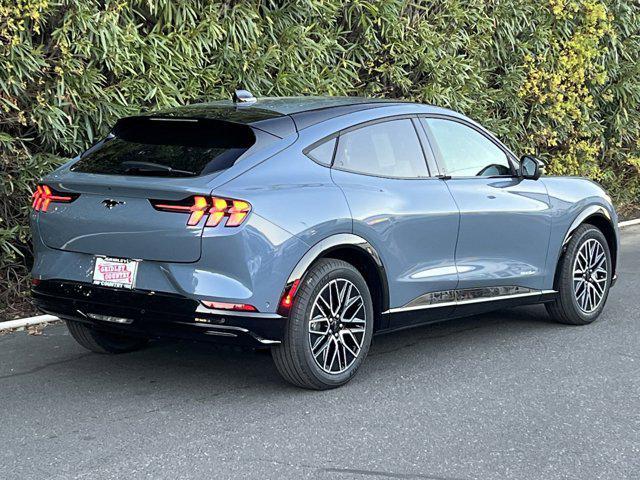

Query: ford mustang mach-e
[[30, 92, 618, 389]]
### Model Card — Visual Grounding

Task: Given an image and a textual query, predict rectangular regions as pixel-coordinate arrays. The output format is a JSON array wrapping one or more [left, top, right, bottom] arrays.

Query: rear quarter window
[[333, 119, 429, 178], [305, 137, 336, 166], [71, 117, 256, 178]]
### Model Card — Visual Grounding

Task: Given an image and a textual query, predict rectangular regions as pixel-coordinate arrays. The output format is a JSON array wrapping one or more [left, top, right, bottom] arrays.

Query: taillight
[[206, 197, 230, 227], [32, 184, 78, 212], [152, 196, 209, 226], [226, 200, 251, 227], [150, 195, 251, 228]]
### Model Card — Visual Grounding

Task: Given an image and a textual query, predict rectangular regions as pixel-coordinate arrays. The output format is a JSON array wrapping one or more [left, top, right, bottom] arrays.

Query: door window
[[423, 118, 512, 177], [333, 119, 429, 178]]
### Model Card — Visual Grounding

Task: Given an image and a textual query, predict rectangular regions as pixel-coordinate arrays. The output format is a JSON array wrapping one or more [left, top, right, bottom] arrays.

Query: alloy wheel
[[573, 238, 608, 313], [308, 278, 367, 374]]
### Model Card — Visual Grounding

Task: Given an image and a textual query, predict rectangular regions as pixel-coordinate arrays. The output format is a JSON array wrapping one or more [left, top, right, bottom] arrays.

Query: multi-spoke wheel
[[272, 259, 374, 389], [572, 238, 608, 313], [547, 224, 612, 325], [308, 278, 367, 374]]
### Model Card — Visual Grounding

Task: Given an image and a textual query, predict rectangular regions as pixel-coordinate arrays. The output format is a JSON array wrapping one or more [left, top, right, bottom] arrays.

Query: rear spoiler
[[113, 116, 256, 148]]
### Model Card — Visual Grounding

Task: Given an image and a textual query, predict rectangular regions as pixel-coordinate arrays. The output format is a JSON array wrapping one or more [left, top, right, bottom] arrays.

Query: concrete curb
[[619, 218, 640, 228], [2, 217, 639, 333], [0, 314, 60, 332]]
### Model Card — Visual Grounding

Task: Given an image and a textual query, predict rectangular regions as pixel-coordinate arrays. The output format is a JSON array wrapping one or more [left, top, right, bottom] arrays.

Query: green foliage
[[1, 0, 639, 317]]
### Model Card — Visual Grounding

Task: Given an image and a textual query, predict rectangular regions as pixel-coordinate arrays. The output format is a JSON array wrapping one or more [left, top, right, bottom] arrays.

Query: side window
[[306, 137, 336, 166], [333, 119, 429, 178], [423, 118, 512, 177]]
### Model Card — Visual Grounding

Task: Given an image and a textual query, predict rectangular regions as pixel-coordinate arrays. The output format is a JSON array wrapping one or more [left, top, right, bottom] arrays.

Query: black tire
[[66, 320, 149, 354], [272, 258, 374, 390], [546, 224, 612, 325]]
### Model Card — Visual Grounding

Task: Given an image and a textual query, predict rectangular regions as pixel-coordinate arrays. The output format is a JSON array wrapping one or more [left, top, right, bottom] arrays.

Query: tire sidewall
[[561, 226, 612, 323], [289, 260, 374, 388]]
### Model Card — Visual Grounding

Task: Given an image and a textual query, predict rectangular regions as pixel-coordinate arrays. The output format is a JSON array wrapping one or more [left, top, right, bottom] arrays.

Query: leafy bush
[[1, 0, 639, 317]]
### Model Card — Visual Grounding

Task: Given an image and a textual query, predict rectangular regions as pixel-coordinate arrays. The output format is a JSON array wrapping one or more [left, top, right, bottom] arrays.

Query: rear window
[[71, 117, 256, 177]]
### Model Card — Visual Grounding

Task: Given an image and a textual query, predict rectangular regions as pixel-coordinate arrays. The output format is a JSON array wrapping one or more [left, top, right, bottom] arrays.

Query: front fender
[[542, 177, 619, 289]]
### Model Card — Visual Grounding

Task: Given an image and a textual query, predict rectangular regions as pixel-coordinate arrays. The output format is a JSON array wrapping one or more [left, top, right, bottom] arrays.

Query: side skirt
[[377, 288, 558, 334]]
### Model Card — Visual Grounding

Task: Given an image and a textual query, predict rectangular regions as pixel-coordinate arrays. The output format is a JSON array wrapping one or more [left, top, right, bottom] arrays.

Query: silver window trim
[[419, 114, 519, 178]]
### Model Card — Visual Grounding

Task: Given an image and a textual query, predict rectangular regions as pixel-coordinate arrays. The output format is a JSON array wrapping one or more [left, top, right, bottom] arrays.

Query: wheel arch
[[556, 205, 618, 287], [286, 234, 389, 331]]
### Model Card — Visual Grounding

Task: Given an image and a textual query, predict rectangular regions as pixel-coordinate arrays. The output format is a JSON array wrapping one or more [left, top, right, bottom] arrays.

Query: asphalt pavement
[[1, 226, 639, 480]]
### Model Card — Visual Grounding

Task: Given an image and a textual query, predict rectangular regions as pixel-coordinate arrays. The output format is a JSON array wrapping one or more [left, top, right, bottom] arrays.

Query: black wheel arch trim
[[286, 233, 390, 316], [559, 205, 618, 281]]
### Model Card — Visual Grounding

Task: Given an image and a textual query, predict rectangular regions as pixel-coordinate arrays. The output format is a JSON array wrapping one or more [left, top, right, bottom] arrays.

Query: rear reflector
[[200, 301, 258, 312], [86, 313, 134, 324], [150, 195, 251, 228], [32, 185, 79, 212], [279, 279, 301, 310]]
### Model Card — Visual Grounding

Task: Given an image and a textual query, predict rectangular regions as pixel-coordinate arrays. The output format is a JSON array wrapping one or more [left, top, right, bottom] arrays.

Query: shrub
[[1, 0, 639, 317]]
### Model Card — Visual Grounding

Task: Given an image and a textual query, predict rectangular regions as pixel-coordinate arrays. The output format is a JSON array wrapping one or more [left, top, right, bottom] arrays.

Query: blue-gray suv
[[30, 93, 619, 389]]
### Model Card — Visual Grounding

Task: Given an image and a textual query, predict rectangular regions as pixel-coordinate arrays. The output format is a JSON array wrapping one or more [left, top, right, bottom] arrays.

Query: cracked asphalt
[[1, 226, 639, 480]]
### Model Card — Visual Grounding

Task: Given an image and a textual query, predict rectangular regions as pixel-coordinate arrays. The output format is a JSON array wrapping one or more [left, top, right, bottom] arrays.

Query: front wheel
[[546, 224, 612, 325], [272, 259, 374, 390]]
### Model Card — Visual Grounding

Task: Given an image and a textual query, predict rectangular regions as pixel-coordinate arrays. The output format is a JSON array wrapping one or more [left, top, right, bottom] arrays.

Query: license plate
[[93, 257, 139, 289]]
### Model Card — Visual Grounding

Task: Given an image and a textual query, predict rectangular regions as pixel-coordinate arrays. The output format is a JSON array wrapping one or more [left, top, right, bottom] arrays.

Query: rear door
[[420, 116, 552, 294], [327, 117, 460, 326]]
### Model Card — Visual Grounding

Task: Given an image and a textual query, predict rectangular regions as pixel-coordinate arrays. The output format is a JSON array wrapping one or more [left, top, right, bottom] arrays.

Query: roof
[[227, 96, 402, 115], [144, 96, 406, 137]]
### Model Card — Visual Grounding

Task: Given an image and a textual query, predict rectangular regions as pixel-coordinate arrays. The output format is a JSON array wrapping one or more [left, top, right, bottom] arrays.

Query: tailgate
[[37, 180, 209, 263]]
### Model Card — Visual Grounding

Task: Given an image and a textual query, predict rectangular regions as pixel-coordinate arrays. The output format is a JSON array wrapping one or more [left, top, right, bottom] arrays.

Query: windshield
[[71, 117, 256, 178]]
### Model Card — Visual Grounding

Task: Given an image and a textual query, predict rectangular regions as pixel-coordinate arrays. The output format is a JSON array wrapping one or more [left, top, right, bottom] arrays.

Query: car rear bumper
[[32, 280, 286, 347]]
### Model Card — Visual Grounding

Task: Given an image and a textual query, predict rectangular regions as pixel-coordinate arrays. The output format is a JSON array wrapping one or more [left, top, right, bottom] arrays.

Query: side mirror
[[520, 155, 545, 180]]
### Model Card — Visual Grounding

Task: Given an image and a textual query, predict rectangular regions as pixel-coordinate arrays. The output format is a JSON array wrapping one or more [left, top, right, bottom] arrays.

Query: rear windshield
[[71, 117, 256, 177]]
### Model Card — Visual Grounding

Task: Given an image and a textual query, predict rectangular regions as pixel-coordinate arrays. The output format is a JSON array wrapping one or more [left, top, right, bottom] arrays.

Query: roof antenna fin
[[233, 89, 256, 104]]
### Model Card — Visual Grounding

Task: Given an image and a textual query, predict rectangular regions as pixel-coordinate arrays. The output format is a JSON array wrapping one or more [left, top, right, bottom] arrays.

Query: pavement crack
[[247, 457, 469, 480], [0, 353, 92, 381], [319, 467, 470, 480]]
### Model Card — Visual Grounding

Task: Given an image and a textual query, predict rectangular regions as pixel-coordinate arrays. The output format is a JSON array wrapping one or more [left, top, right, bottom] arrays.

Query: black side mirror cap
[[520, 155, 545, 180]]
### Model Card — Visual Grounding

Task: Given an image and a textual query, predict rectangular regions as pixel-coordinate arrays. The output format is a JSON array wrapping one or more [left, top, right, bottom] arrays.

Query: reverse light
[[32, 185, 78, 212], [150, 195, 251, 228], [200, 300, 258, 312]]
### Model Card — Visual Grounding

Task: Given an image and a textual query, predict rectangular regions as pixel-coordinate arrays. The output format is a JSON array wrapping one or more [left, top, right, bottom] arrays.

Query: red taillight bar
[[153, 195, 209, 226], [150, 195, 251, 228], [32, 185, 78, 212], [200, 300, 258, 312]]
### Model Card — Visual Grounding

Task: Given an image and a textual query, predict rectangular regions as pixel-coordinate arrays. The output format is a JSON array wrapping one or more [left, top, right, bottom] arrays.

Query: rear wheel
[[66, 320, 149, 354], [272, 259, 374, 390], [546, 224, 612, 325]]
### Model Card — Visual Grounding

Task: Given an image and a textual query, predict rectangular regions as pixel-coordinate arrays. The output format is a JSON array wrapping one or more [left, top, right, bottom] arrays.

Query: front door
[[421, 117, 552, 297]]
